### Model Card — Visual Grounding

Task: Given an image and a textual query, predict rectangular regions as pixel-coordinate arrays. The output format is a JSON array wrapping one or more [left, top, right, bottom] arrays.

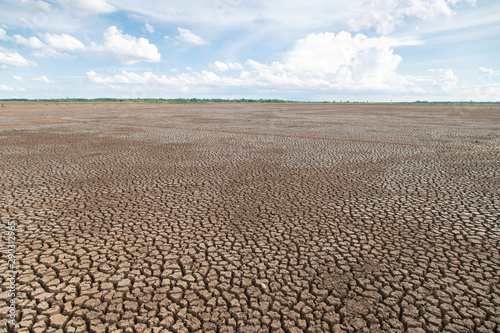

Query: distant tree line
[[0, 98, 498, 104]]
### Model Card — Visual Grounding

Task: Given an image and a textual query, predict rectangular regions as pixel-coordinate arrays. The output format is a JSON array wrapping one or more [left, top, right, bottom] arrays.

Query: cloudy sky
[[0, 0, 499, 101]]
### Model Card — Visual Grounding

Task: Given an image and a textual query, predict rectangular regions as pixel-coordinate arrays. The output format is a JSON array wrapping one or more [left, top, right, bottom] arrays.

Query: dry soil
[[0, 103, 499, 333]]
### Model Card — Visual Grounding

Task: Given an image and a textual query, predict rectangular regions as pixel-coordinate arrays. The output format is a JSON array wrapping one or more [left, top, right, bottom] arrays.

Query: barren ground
[[1, 103, 499, 333]]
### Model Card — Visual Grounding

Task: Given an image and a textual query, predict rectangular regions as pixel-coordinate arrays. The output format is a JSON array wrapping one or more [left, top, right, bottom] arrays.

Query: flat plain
[[0, 103, 499, 333]]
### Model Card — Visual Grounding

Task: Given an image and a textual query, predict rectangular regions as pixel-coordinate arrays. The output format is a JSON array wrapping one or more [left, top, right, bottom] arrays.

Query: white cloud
[[0, 48, 37, 67], [0, 84, 24, 91], [479, 67, 499, 75], [209, 61, 229, 71], [0, 0, 492, 101], [347, 0, 477, 34], [33, 76, 54, 83], [56, 0, 116, 16], [0, 85, 25, 92], [447, 0, 476, 4], [403, 0, 454, 20], [39, 33, 85, 51], [478, 67, 493, 75], [347, 1, 402, 35], [176, 28, 209, 45], [144, 23, 155, 33], [285, 32, 353, 74], [0, 84, 13, 91], [209, 61, 244, 71], [0, 27, 8, 41], [13, 75, 24, 81], [86, 70, 113, 83], [87, 70, 175, 85], [86, 30, 460, 97], [88, 26, 161, 65], [12, 32, 84, 60], [86, 69, 239, 88], [414, 68, 458, 93], [276, 31, 406, 90], [228, 62, 243, 70], [13, 35, 45, 49], [12, 33, 83, 59]]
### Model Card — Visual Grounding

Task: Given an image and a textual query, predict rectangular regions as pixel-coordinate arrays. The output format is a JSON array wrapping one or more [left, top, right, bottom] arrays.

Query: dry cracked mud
[[0, 103, 499, 333]]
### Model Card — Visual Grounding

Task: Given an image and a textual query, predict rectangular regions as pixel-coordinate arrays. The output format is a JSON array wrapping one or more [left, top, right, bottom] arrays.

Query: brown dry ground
[[0, 103, 499, 333]]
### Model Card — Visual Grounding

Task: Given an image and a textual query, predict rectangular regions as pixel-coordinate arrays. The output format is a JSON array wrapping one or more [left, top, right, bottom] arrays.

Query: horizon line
[[1, 98, 499, 105]]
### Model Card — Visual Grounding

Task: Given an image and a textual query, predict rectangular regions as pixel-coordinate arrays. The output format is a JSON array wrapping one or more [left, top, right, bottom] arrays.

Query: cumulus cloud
[[12, 32, 83, 59], [39, 33, 85, 51], [175, 28, 209, 45], [210, 61, 242, 71], [13, 75, 24, 81], [285, 32, 358, 74], [56, 0, 116, 16], [88, 70, 183, 85], [33, 75, 54, 83], [86, 69, 239, 87], [86, 31, 460, 97], [228, 62, 243, 70], [270, 31, 407, 90], [0, 48, 37, 67], [13, 35, 45, 49], [209, 61, 229, 71], [88, 26, 161, 65], [261, 32, 454, 93], [86, 70, 113, 83]]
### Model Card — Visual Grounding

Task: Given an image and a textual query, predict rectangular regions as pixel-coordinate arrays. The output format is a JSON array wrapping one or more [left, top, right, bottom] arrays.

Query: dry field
[[0, 103, 499, 333]]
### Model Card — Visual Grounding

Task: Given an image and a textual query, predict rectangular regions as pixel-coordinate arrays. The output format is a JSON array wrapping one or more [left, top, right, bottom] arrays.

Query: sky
[[0, 0, 499, 102]]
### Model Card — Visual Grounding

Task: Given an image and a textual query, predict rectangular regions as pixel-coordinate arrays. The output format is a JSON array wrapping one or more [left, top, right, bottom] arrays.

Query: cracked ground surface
[[0, 103, 499, 333]]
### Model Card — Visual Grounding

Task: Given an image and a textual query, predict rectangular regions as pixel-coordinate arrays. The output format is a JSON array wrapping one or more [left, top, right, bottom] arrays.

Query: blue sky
[[0, 0, 499, 101]]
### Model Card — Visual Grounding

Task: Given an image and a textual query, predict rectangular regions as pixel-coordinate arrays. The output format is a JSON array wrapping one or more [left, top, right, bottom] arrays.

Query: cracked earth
[[0, 103, 499, 333]]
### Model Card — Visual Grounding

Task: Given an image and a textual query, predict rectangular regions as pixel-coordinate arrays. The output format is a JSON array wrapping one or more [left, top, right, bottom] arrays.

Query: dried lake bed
[[1, 103, 499, 332]]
